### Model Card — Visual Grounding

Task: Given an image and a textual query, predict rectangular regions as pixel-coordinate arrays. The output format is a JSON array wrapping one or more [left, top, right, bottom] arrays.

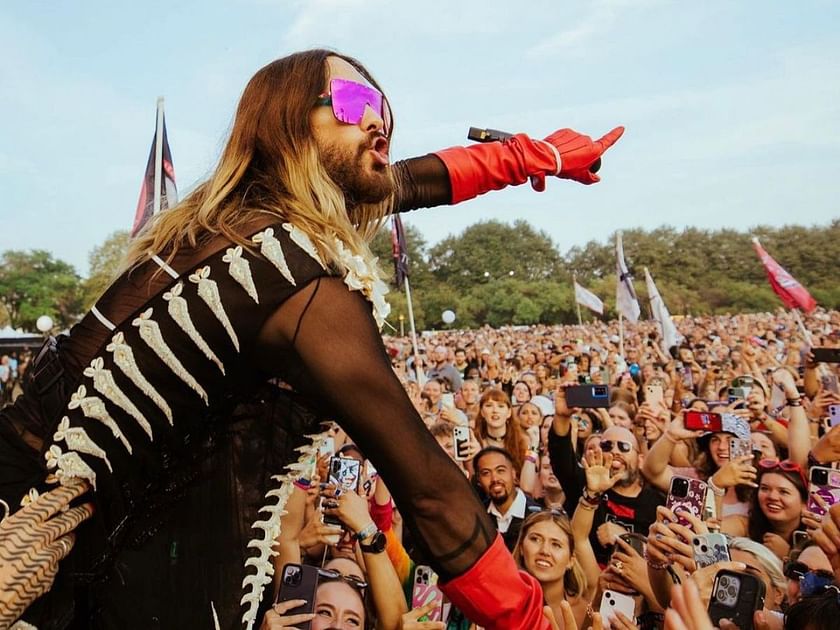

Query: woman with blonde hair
[[513, 511, 597, 629]]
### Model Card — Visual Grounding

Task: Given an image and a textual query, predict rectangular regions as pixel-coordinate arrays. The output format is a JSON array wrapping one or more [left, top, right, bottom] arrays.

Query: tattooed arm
[[0, 480, 93, 629]]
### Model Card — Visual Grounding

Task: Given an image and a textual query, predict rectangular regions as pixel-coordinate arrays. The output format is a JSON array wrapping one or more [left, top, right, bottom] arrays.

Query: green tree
[[82, 230, 131, 308], [428, 220, 567, 292], [0, 250, 82, 331]]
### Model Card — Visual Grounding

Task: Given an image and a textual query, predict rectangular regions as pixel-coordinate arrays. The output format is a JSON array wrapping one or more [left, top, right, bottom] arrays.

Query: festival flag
[[131, 99, 178, 237], [615, 232, 640, 323], [574, 280, 604, 315], [644, 267, 680, 353], [752, 237, 816, 313], [390, 215, 410, 289]]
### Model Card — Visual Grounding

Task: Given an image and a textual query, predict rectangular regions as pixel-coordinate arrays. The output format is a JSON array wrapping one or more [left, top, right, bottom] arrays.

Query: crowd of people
[[251, 307, 840, 629], [0, 351, 28, 407], [1, 47, 837, 630]]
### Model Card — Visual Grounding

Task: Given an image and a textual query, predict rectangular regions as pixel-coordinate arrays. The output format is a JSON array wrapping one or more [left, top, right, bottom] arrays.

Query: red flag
[[752, 238, 816, 313], [131, 103, 177, 237]]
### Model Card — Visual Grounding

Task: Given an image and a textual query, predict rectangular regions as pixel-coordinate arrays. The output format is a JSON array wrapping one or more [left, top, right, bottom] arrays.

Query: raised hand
[[0, 480, 93, 627], [583, 449, 619, 495], [543, 127, 625, 185]]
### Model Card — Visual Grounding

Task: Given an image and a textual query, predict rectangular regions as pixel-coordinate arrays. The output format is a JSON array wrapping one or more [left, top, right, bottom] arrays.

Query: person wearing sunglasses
[[784, 539, 835, 605], [0, 48, 623, 630]]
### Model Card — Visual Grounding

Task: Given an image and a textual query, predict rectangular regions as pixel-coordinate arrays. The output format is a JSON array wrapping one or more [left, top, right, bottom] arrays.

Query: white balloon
[[441, 310, 456, 324], [36, 315, 53, 333]]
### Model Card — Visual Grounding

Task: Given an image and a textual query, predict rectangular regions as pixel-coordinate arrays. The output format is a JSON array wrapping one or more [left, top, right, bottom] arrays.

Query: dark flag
[[131, 102, 178, 237], [752, 237, 817, 313], [390, 215, 409, 289]]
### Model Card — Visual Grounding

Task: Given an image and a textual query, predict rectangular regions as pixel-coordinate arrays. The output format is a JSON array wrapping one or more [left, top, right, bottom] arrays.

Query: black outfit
[[485, 492, 543, 552], [548, 430, 664, 565], [0, 156, 499, 629]]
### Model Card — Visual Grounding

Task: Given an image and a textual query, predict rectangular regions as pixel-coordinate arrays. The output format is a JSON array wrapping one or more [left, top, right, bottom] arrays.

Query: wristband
[[644, 550, 670, 571], [525, 454, 537, 465], [354, 522, 378, 542], [787, 398, 802, 407], [582, 489, 602, 505], [707, 477, 726, 497], [577, 497, 597, 511]]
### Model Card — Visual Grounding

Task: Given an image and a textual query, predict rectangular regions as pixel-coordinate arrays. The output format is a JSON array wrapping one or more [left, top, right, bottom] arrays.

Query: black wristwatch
[[359, 530, 386, 554]]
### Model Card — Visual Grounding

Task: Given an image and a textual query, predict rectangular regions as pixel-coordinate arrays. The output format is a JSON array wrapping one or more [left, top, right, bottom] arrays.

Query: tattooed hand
[[0, 480, 93, 628]]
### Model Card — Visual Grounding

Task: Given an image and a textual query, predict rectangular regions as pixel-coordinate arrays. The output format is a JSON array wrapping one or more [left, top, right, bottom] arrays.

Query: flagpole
[[573, 273, 583, 326], [153, 97, 165, 216], [791, 308, 813, 347], [403, 277, 424, 386], [619, 313, 625, 358]]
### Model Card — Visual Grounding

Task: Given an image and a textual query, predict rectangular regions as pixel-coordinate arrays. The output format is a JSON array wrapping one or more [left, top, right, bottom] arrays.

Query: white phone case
[[599, 590, 635, 629]]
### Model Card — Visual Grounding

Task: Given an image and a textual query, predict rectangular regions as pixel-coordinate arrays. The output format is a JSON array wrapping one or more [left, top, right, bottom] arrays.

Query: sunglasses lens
[[330, 78, 383, 125], [619, 441, 632, 453], [600, 441, 611, 452]]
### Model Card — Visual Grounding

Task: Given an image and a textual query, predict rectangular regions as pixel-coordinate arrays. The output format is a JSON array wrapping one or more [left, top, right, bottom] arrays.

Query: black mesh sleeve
[[257, 277, 495, 579], [393, 154, 453, 212]]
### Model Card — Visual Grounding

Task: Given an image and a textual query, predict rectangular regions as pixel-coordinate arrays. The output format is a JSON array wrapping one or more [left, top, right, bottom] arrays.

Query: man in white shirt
[[474, 446, 540, 550]]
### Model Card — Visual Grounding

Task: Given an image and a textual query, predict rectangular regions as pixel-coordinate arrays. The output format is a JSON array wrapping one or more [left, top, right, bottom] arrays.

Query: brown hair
[[124, 49, 394, 275], [475, 388, 526, 470]]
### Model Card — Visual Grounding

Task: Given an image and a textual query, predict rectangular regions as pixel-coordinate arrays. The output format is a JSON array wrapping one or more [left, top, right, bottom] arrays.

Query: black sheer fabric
[[393, 154, 452, 212], [256, 277, 496, 579]]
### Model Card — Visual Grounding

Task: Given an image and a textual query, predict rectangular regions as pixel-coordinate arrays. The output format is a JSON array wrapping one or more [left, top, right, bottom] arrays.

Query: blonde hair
[[124, 49, 394, 276], [513, 511, 586, 597]]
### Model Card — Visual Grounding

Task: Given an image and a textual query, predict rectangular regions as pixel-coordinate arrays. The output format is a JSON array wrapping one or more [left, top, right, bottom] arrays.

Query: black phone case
[[277, 564, 320, 630], [564, 384, 610, 409], [813, 347, 840, 364], [708, 570, 766, 630]]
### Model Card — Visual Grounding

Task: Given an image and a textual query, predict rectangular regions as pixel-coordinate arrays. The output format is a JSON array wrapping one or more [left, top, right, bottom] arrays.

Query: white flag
[[644, 267, 680, 353], [574, 281, 604, 314], [615, 232, 640, 323]]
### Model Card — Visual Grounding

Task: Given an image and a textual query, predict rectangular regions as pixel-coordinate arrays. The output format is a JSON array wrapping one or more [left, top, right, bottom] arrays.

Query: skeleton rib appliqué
[[223, 245, 259, 303], [132, 308, 209, 405], [163, 282, 225, 375], [189, 266, 240, 352], [68, 384, 133, 454], [107, 331, 175, 425], [252, 228, 296, 286], [84, 357, 154, 440], [53, 416, 113, 472]]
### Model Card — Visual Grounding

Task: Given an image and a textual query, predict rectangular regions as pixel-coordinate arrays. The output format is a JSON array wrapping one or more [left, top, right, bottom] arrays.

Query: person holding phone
[[474, 389, 529, 472]]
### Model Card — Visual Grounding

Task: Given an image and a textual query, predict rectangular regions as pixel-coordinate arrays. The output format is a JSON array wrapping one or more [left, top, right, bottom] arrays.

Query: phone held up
[[277, 564, 320, 630], [565, 384, 610, 409], [692, 533, 731, 568], [323, 456, 362, 526], [708, 569, 766, 630], [411, 565, 449, 622], [665, 476, 708, 527], [452, 425, 471, 461], [599, 590, 635, 630], [684, 411, 722, 433]]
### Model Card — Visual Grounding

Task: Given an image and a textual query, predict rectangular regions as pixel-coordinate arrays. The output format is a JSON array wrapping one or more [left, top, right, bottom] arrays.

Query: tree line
[[1, 219, 837, 332]]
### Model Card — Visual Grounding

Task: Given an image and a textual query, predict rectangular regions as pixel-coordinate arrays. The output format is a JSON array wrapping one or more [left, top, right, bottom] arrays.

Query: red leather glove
[[434, 126, 624, 204]]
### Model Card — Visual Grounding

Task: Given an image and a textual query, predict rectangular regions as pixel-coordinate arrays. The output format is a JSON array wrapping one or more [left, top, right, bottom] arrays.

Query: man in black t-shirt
[[549, 388, 664, 565]]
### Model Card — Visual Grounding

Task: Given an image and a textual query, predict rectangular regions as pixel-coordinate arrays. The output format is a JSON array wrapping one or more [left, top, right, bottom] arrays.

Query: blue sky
[[1, 0, 838, 276]]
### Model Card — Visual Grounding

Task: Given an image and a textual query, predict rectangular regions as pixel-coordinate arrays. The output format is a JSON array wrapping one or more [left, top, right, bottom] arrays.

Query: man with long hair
[[0, 49, 622, 629]]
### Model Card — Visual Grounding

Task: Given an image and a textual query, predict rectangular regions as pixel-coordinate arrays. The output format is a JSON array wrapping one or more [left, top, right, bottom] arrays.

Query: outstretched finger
[[595, 126, 625, 153], [559, 600, 577, 630], [543, 605, 561, 630]]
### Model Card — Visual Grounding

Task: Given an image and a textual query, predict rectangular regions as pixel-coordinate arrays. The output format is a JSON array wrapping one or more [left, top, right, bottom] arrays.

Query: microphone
[[467, 126, 601, 173]]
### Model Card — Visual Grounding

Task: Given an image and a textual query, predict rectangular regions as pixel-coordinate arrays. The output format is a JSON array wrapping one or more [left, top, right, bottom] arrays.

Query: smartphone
[[453, 426, 471, 461], [792, 530, 809, 547], [644, 384, 664, 407], [441, 393, 455, 408], [684, 411, 723, 432], [277, 564, 320, 630], [729, 437, 752, 459], [708, 570, 766, 630], [412, 565, 445, 622], [665, 476, 708, 526], [615, 532, 645, 556], [728, 386, 751, 403], [599, 590, 635, 629], [323, 456, 362, 526], [769, 383, 786, 416], [812, 347, 840, 363], [807, 466, 840, 516], [830, 405, 840, 428], [692, 533, 731, 568], [564, 384, 610, 409]]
